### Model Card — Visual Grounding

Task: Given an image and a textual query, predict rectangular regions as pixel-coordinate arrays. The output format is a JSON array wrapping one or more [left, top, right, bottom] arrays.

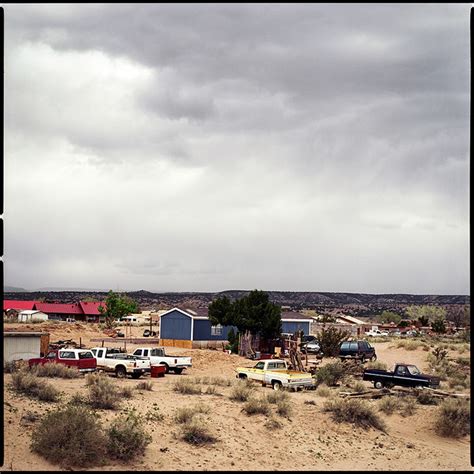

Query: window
[[254, 362, 265, 370], [211, 324, 223, 336], [407, 365, 420, 375], [135, 350, 142, 356], [59, 351, 76, 359], [396, 366, 408, 376], [267, 363, 276, 370], [274, 362, 286, 369], [349, 342, 359, 351], [78, 351, 94, 359], [46, 352, 57, 359], [341, 342, 350, 350]]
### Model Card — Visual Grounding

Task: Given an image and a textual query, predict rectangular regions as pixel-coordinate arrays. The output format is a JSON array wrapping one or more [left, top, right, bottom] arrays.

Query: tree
[[378, 311, 402, 325], [208, 289, 282, 340], [316, 326, 351, 357], [405, 305, 446, 327], [98, 290, 139, 329], [431, 317, 446, 334]]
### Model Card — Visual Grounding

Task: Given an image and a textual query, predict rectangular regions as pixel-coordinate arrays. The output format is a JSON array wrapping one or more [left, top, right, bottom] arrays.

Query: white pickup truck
[[131, 347, 192, 374], [90, 347, 150, 379], [235, 359, 315, 391]]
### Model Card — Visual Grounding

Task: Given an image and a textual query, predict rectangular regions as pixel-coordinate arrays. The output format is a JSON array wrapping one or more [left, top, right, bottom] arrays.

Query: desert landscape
[[2, 321, 471, 471]]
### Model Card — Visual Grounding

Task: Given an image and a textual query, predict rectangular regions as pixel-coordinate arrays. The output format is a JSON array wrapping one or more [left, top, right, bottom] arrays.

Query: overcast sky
[[3, 4, 470, 294]]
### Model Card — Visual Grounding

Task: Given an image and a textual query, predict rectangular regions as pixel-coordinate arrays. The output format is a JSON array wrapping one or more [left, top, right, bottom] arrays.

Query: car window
[[274, 362, 286, 369], [78, 351, 94, 359], [135, 350, 142, 356], [349, 342, 358, 351], [267, 362, 276, 370], [341, 342, 350, 350], [254, 362, 265, 370], [407, 365, 420, 375], [396, 366, 408, 375], [46, 351, 57, 359], [59, 351, 76, 359], [151, 349, 159, 356]]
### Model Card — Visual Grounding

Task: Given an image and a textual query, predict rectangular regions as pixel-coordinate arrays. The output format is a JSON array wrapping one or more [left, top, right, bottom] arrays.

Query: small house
[[159, 307, 237, 349], [17, 310, 48, 323]]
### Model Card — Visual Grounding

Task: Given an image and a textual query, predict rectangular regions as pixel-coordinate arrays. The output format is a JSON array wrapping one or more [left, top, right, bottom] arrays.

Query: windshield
[[407, 365, 421, 375]]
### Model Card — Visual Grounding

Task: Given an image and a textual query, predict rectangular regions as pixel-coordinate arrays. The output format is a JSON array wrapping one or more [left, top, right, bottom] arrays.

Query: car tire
[[238, 374, 247, 380], [360, 355, 366, 363], [371, 354, 377, 361], [173, 368, 183, 375], [131, 372, 141, 379], [272, 381, 283, 391], [161, 363, 170, 374], [115, 366, 127, 378], [374, 381, 384, 389]]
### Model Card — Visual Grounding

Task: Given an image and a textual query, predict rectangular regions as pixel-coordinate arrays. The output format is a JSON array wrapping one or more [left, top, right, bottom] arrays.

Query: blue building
[[159, 307, 237, 348], [160, 307, 314, 348]]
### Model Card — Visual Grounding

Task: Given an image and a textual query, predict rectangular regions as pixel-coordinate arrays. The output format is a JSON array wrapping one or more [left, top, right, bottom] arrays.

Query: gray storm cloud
[[3, 4, 470, 294]]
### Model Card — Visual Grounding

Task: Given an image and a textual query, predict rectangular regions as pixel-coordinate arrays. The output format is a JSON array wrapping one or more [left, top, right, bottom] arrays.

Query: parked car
[[366, 329, 389, 337], [131, 347, 192, 374], [90, 347, 150, 378], [143, 329, 157, 337], [363, 363, 440, 389], [28, 349, 97, 373], [235, 359, 315, 391], [301, 339, 321, 354], [339, 340, 377, 362]]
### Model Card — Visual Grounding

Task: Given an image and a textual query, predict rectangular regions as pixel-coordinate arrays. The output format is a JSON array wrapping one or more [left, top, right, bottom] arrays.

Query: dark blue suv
[[339, 340, 377, 362]]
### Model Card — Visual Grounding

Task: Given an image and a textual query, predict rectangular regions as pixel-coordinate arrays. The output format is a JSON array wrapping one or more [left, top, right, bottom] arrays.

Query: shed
[[3, 331, 50, 365], [159, 307, 237, 349], [17, 310, 49, 323], [281, 311, 313, 335]]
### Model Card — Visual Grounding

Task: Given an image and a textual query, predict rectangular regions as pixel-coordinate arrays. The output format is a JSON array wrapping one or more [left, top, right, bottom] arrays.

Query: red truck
[[29, 348, 97, 373]]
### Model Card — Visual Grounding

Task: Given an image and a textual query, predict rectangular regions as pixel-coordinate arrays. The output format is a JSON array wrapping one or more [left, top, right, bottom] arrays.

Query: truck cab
[[29, 349, 97, 373]]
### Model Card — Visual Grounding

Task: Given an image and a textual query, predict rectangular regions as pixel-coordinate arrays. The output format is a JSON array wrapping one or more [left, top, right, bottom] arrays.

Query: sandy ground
[[2, 322, 472, 471]]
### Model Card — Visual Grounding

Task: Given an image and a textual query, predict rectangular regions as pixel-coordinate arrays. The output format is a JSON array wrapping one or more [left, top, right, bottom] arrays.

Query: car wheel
[[371, 354, 377, 361], [161, 363, 170, 374], [272, 381, 283, 391], [238, 373, 247, 380], [131, 372, 141, 379], [115, 366, 127, 378], [360, 355, 366, 363], [374, 381, 384, 389], [173, 368, 183, 375]]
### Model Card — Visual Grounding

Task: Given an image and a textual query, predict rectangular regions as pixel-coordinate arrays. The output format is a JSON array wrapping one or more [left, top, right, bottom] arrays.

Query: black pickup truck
[[363, 363, 440, 389]]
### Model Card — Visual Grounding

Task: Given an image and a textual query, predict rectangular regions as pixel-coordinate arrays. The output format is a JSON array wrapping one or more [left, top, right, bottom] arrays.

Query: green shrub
[[175, 404, 210, 424], [229, 381, 254, 402], [31, 405, 107, 468], [173, 379, 202, 395], [435, 399, 470, 438], [264, 417, 283, 429], [351, 382, 366, 394], [315, 361, 347, 387], [107, 411, 151, 461], [181, 420, 217, 445], [266, 391, 290, 404], [136, 381, 153, 391], [378, 397, 400, 415], [120, 386, 134, 399], [243, 397, 271, 416], [315, 384, 331, 398], [31, 363, 81, 379], [416, 391, 439, 405], [400, 398, 417, 417], [366, 361, 388, 371], [204, 385, 221, 395], [323, 399, 386, 432], [87, 374, 122, 409], [276, 400, 293, 418], [11, 371, 60, 402]]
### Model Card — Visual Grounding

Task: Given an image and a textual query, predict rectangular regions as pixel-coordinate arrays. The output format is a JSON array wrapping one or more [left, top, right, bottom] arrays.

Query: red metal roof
[[3, 300, 38, 311], [79, 301, 105, 315], [34, 303, 83, 314]]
